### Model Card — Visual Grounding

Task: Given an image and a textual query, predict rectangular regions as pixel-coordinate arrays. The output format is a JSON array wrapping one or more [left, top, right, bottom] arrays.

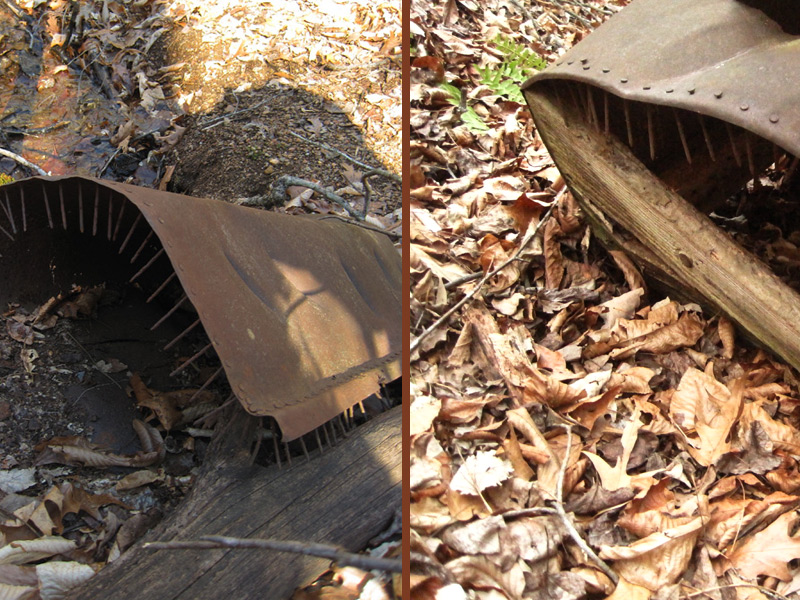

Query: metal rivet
[[714, 91, 723, 99], [567, 60, 574, 65], [643, 85, 651, 90], [620, 78, 628, 83], [556, 61, 563, 66], [602, 68, 610, 73], [158, 217, 165, 224], [580, 58, 588, 64], [740, 104, 749, 111], [666, 88, 673, 93], [770, 114, 780, 123], [688, 88, 696, 95], [583, 65, 590, 70]]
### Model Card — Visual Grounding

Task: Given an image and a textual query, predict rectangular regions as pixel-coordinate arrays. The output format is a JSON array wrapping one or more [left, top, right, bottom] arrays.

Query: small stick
[[287, 131, 400, 184], [144, 535, 402, 573], [317, 214, 400, 240], [410, 198, 558, 354], [553, 426, 618, 585], [0, 147, 47, 176]]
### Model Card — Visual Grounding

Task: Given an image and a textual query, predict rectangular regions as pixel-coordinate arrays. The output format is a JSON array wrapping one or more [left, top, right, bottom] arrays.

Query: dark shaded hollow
[[550, 80, 787, 213], [0, 177, 368, 466]]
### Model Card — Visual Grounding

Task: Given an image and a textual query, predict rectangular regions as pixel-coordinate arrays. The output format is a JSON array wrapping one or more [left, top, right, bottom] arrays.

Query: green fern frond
[[480, 35, 546, 103]]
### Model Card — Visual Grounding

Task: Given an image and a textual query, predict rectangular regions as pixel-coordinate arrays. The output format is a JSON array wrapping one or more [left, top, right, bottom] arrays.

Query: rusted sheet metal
[[0, 176, 401, 440], [522, 0, 800, 156]]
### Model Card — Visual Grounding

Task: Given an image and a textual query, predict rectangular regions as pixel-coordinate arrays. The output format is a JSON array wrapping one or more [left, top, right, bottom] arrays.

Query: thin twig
[[410, 196, 559, 354], [0, 148, 47, 175], [271, 175, 362, 220], [288, 131, 401, 184], [553, 426, 618, 585], [682, 583, 789, 600], [144, 535, 402, 573], [318, 214, 401, 240], [199, 98, 270, 130]]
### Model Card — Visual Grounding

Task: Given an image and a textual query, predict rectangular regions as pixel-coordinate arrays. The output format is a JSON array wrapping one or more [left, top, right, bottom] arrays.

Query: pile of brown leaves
[[410, 1, 800, 599]]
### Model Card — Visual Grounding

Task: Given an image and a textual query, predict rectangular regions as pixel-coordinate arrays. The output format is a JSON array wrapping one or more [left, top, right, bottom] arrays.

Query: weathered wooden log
[[67, 405, 401, 599], [524, 81, 800, 370]]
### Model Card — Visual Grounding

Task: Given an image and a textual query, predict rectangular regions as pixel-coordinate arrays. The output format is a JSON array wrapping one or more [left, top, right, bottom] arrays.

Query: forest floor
[[410, 2, 800, 599]]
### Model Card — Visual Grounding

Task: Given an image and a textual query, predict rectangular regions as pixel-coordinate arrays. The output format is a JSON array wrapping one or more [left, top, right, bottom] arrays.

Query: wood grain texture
[[67, 406, 401, 600], [524, 82, 800, 371]]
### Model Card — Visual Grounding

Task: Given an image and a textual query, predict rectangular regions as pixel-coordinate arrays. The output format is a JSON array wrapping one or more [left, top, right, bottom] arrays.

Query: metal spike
[[603, 91, 610, 135], [773, 143, 781, 166], [119, 213, 142, 253], [745, 131, 757, 179], [647, 104, 656, 161], [187, 365, 224, 403], [42, 183, 53, 229], [586, 85, 599, 126], [148, 271, 178, 303], [4, 191, 15, 234], [623, 99, 633, 147], [284, 442, 292, 467], [673, 109, 692, 164], [783, 155, 800, 187], [163, 317, 201, 350], [299, 436, 310, 462], [107, 194, 113, 240], [322, 423, 333, 448], [169, 341, 213, 377], [328, 421, 338, 444], [112, 201, 125, 241], [58, 184, 67, 230], [698, 115, 715, 161], [270, 420, 282, 469], [130, 247, 165, 282], [131, 230, 155, 263], [78, 183, 84, 233], [337, 414, 348, 436], [567, 83, 582, 118], [725, 122, 742, 167], [150, 293, 187, 331], [92, 186, 99, 236], [0, 222, 13, 241], [314, 427, 324, 454], [19, 188, 25, 232]]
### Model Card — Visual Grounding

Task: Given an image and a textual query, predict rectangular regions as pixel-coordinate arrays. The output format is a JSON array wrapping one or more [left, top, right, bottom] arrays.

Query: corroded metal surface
[[0, 176, 401, 441], [523, 0, 800, 156]]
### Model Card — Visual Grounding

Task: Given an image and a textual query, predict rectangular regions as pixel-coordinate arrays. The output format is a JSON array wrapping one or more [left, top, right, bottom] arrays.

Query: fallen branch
[[410, 195, 559, 354], [144, 535, 402, 573], [0, 147, 47, 176], [288, 131, 401, 185], [271, 175, 363, 220]]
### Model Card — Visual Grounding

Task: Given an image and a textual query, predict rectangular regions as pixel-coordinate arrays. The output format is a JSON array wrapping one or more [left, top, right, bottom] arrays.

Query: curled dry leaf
[[718, 316, 736, 359], [35, 561, 95, 600], [0, 538, 76, 566], [600, 518, 703, 590]]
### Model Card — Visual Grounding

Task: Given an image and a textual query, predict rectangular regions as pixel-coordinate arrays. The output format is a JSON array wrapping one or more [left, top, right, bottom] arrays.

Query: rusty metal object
[[524, 0, 800, 156], [0, 175, 401, 441]]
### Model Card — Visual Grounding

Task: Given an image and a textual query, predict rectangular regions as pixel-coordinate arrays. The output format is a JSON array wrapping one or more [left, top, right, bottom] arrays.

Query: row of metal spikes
[[557, 82, 800, 182], [0, 181, 221, 404]]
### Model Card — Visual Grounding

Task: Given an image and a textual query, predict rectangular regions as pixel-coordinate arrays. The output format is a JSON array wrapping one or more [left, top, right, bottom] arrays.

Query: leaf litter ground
[[0, 0, 400, 598], [410, 1, 800, 599]]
